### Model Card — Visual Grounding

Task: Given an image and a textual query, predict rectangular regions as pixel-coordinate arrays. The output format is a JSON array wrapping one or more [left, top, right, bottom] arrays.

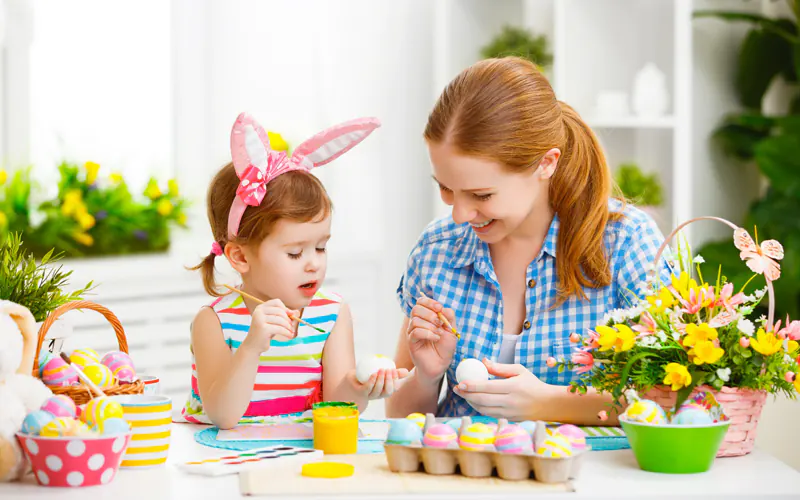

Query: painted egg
[[536, 429, 573, 458], [41, 357, 79, 387], [458, 422, 495, 451], [21, 410, 56, 435], [97, 417, 131, 435], [444, 418, 463, 433], [455, 358, 489, 384], [494, 424, 533, 454], [81, 397, 124, 428], [63, 419, 95, 437], [671, 403, 713, 425], [70, 348, 100, 368], [423, 423, 458, 448], [386, 419, 423, 446], [556, 424, 587, 451], [518, 420, 538, 440], [40, 395, 77, 419], [101, 351, 137, 383], [40, 417, 75, 437], [623, 399, 667, 425], [355, 354, 396, 384], [37, 349, 55, 377], [405, 413, 426, 429], [83, 363, 116, 388]]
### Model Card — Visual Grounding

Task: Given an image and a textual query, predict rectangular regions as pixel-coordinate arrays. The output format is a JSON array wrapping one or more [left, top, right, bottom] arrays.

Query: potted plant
[[556, 217, 799, 457], [480, 25, 552, 71], [613, 163, 664, 220], [0, 232, 94, 351]]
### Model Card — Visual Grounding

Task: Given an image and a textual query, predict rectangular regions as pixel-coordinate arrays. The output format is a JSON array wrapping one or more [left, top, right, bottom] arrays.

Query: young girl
[[386, 57, 672, 425], [182, 113, 407, 429]]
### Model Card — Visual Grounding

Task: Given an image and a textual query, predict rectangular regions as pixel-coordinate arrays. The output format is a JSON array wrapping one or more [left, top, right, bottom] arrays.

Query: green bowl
[[619, 416, 730, 474]]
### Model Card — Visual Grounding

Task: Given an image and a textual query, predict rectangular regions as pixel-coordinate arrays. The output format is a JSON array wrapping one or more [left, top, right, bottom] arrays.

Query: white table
[[2, 424, 800, 499]]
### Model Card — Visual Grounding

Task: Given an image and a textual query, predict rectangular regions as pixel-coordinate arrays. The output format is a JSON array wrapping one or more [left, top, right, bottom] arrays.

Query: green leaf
[[754, 135, 800, 196], [736, 27, 795, 109], [693, 11, 799, 42]]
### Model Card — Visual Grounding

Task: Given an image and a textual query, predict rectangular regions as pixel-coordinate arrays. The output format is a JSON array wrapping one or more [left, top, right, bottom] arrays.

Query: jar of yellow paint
[[312, 402, 358, 454]]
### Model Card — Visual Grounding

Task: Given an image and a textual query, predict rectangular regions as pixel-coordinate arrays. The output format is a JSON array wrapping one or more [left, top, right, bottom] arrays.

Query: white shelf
[[586, 115, 676, 129]]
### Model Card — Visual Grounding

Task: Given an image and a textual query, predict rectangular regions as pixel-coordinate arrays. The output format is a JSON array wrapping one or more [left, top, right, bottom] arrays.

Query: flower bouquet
[[557, 217, 799, 457]]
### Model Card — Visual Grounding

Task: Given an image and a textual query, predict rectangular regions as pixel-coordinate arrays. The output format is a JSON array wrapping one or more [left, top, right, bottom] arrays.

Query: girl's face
[[428, 141, 559, 244], [237, 215, 332, 310]]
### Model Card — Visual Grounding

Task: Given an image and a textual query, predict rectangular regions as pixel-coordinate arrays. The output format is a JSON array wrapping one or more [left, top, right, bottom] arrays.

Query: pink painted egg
[[101, 351, 137, 383], [556, 424, 587, 451], [422, 423, 458, 448], [41, 357, 79, 387], [494, 424, 533, 454], [40, 395, 77, 419]]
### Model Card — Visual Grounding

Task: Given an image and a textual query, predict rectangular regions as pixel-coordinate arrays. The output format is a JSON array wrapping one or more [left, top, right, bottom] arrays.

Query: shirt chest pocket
[[549, 339, 573, 364]]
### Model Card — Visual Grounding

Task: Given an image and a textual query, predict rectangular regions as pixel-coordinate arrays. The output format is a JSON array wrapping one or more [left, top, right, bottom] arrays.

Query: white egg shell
[[456, 358, 489, 384], [356, 355, 397, 384]]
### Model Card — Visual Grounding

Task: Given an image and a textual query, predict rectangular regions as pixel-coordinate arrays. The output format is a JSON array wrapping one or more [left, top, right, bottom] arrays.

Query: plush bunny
[[0, 301, 53, 482]]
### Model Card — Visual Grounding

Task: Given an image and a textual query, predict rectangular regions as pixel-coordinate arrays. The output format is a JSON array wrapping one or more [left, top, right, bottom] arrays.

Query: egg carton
[[383, 417, 586, 483]]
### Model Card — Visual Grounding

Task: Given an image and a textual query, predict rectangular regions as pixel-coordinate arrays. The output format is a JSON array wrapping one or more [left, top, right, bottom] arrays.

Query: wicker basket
[[32, 300, 144, 406], [644, 385, 766, 457]]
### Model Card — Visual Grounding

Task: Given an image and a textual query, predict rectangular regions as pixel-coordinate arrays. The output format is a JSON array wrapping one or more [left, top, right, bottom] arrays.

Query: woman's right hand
[[407, 296, 458, 384], [242, 299, 298, 354]]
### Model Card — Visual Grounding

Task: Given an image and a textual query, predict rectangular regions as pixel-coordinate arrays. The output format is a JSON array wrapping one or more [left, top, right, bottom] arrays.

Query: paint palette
[[177, 445, 323, 476]]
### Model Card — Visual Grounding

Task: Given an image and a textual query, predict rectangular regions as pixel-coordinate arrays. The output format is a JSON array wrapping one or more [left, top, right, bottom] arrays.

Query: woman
[[386, 57, 670, 425]]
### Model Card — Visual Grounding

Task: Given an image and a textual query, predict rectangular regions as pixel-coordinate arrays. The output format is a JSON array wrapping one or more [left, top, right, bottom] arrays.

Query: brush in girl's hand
[[223, 284, 326, 334], [419, 292, 460, 339], [59, 352, 107, 398]]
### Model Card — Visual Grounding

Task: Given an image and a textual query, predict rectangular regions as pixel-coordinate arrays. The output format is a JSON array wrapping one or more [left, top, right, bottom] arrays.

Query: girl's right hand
[[242, 299, 298, 354], [407, 296, 458, 384]]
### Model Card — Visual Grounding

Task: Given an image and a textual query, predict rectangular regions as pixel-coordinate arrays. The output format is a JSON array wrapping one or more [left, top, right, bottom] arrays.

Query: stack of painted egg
[[622, 390, 720, 426], [20, 395, 131, 438], [38, 348, 137, 390]]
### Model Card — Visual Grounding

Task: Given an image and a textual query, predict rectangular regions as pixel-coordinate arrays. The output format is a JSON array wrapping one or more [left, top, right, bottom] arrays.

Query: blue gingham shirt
[[396, 199, 670, 417]]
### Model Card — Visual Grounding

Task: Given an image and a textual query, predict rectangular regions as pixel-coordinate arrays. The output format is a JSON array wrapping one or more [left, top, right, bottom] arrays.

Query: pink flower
[[778, 318, 800, 341], [569, 333, 581, 343], [597, 411, 608, 421], [632, 311, 657, 337], [785, 372, 796, 383], [571, 350, 595, 374], [740, 337, 750, 348], [709, 311, 737, 328], [714, 283, 745, 313], [586, 330, 600, 350], [681, 285, 715, 315], [546, 357, 557, 368]]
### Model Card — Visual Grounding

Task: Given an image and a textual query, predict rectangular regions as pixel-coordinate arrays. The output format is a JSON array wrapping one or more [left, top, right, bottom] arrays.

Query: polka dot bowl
[[15, 431, 132, 487]]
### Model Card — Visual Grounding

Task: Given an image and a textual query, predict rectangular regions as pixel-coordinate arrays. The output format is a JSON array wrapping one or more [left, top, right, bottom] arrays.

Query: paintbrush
[[223, 284, 326, 334], [419, 292, 460, 339], [59, 352, 107, 398]]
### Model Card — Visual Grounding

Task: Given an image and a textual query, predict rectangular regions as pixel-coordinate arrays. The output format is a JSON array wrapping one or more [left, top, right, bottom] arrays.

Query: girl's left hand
[[453, 359, 553, 421], [352, 368, 411, 400]]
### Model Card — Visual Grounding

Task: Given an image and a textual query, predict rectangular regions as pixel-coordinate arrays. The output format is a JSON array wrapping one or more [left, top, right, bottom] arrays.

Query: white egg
[[456, 358, 489, 384], [356, 355, 397, 384]]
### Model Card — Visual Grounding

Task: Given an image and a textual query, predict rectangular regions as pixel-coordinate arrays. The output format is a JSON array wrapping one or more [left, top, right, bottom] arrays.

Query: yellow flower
[[84, 161, 100, 185], [596, 324, 636, 352], [671, 272, 698, 301], [689, 340, 724, 365], [682, 323, 718, 347], [795, 377, 800, 394], [144, 179, 162, 200], [0, 170, 7, 185], [157, 199, 173, 216], [109, 172, 124, 184], [77, 211, 96, 230], [177, 213, 187, 226], [0, 211, 7, 228], [73, 232, 94, 246], [663, 363, 692, 391], [788, 340, 799, 355], [646, 287, 675, 313], [61, 190, 85, 217], [267, 131, 289, 152], [750, 328, 782, 356], [168, 179, 179, 197]]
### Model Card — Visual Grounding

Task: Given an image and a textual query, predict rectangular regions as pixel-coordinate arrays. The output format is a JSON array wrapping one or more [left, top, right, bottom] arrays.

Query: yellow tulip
[[177, 213, 187, 226], [267, 131, 289, 152], [671, 271, 704, 301], [85, 161, 100, 185], [61, 190, 84, 217], [682, 323, 718, 347], [788, 340, 799, 355], [73, 232, 94, 246], [144, 179, 162, 200], [77, 212, 96, 230], [689, 340, 724, 365], [168, 179, 179, 197], [750, 329, 782, 356], [596, 324, 635, 352], [157, 199, 173, 216], [646, 287, 675, 313], [109, 173, 124, 184], [0, 170, 7, 185], [794, 377, 800, 394], [663, 363, 692, 391]]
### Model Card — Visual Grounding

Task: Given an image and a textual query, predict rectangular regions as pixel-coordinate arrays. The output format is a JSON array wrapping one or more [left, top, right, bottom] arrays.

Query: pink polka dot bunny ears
[[226, 112, 381, 240]]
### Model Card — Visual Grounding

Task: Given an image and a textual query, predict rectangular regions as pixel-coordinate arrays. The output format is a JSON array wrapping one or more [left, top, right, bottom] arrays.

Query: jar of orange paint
[[312, 402, 358, 454]]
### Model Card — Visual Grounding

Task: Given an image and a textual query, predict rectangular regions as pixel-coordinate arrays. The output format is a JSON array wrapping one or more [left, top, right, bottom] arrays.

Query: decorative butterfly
[[733, 228, 784, 281]]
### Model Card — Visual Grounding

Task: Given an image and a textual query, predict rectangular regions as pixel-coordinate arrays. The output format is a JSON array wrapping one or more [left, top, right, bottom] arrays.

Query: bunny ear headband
[[225, 113, 381, 241]]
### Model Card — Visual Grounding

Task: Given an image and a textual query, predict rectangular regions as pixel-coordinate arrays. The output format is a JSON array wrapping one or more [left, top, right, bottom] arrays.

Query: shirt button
[[523, 320, 531, 330], [527, 279, 536, 288]]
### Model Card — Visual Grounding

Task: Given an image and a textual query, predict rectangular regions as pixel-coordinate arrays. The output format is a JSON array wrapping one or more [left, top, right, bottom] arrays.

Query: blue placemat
[[193, 417, 629, 453]]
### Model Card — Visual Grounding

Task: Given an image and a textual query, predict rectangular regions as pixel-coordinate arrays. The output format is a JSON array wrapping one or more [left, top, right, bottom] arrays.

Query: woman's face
[[428, 141, 559, 244]]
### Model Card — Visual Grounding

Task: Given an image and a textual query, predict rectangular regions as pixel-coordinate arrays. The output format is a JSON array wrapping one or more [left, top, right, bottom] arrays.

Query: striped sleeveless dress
[[181, 288, 342, 424]]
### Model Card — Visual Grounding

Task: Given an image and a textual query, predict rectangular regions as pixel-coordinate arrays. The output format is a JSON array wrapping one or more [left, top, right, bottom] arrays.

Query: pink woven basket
[[644, 385, 766, 457], [644, 216, 777, 458]]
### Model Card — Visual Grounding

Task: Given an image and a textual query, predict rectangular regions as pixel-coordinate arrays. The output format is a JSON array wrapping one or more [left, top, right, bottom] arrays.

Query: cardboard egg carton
[[383, 416, 586, 483]]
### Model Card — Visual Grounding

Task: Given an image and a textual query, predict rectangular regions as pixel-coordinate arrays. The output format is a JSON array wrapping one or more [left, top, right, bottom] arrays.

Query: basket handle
[[32, 300, 129, 377], [651, 216, 775, 331]]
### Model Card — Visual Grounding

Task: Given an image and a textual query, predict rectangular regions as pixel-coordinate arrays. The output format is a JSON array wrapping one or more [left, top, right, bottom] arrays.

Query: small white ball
[[356, 355, 396, 384], [456, 358, 489, 384]]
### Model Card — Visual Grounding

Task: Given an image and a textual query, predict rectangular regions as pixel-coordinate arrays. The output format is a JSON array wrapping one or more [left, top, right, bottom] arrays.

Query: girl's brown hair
[[190, 163, 332, 296], [424, 57, 620, 304]]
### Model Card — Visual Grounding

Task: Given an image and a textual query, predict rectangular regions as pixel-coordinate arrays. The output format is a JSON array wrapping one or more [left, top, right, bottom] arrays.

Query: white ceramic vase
[[632, 63, 669, 118]]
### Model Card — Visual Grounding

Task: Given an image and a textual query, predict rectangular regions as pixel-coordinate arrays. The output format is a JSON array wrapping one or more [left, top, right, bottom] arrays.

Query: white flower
[[29, 209, 47, 229], [716, 368, 731, 382], [692, 255, 706, 264], [737, 319, 755, 337], [739, 305, 753, 316], [638, 336, 657, 347], [754, 288, 766, 299], [671, 331, 681, 341], [786, 354, 794, 364], [656, 331, 667, 343]]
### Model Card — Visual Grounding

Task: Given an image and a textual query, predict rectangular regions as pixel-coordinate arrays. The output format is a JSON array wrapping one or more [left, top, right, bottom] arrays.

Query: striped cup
[[109, 395, 171, 468]]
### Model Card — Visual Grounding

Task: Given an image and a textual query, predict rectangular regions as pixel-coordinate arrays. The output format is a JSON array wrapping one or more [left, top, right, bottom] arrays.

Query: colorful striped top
[[181, 288, 342, 424]]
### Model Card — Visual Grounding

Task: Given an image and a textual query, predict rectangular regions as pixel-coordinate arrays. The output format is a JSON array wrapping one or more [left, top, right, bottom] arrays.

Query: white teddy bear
[[0, 301, 54, 482]]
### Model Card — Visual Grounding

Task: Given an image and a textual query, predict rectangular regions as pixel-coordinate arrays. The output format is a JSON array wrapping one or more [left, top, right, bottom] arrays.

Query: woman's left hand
[[453, 359, 553, 421], [351, 368, 411, 400]]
